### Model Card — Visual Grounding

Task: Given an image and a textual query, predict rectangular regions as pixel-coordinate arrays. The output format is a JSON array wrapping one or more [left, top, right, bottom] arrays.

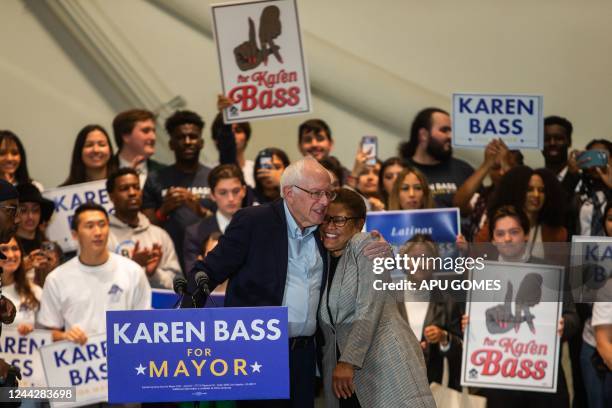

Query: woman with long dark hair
[[0, 237, 42, 335], [475, 166, 567, 259], [61, 125, 115, 186], [0, 130, 42, 190]]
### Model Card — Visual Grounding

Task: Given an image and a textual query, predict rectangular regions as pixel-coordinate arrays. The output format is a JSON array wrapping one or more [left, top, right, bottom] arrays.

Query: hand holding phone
[[577, 150, 609, 169], [258, 149, 273, 169], [361, 136, 378, 166]]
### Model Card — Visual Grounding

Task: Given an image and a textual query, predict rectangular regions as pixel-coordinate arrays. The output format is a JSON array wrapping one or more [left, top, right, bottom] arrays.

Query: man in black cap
[[0, 179, 19, 386]]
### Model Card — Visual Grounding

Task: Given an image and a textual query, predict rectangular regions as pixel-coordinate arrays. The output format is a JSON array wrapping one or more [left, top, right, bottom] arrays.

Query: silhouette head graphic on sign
[[485, 273, 543, 334], [233, 6, 283, 71]]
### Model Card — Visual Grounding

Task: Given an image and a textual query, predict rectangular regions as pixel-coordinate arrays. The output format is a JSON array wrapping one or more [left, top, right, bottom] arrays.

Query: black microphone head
[[173, 276, 188, 295], [195, 271, 209, 288]]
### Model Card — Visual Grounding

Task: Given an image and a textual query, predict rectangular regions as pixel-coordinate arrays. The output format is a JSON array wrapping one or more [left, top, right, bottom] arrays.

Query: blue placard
[[452, 93, 543, 149], [365, 208, 460, 247], [106, 307, 289, 403]]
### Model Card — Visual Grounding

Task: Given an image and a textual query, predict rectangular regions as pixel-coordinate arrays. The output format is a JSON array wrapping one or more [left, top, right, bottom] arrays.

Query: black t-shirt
[[408, 157, 474, 208], [142, 164, 212, 268], [18, 236, 41, 255]]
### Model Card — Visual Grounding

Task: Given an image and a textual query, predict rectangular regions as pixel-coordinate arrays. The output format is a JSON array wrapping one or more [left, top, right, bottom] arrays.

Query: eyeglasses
[[293, 185, 337, 201], [19, 205, 41, 215], [322, 215, 363, 227], [0, 205, 21, 218]]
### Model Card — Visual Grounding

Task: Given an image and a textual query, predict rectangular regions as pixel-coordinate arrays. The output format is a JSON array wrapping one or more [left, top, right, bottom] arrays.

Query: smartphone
[[41, 241, 55, 252], [577, 150, 609, 169], [361, 136, 378, 166], [258, 149, 273, 169]]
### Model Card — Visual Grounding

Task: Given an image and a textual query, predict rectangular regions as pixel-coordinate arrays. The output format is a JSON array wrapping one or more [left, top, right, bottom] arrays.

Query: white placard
[[43, 180, 114, 252], [212, 0, 312, 122], [0, 329, 52, 387], [461, 262, 564, 393], [39, 334, 108, 408], [452, 93, 543, 149]]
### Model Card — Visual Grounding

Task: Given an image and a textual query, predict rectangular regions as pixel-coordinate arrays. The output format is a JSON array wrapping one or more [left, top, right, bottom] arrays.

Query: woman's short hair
[[387, 167, 434, 210], [331, 187, 367, 220], [0, 130, 32, 185]]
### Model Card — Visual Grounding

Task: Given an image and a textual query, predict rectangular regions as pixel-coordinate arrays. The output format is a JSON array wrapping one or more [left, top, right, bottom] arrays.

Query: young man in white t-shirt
[[38, 203, 151, 344]]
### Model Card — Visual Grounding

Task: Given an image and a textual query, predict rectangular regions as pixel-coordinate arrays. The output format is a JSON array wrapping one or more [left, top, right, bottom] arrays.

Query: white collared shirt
[[215, 211, 232, 233]]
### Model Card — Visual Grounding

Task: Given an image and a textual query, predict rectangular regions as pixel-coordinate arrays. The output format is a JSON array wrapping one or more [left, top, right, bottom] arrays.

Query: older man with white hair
[[190, 157, 388, 408]]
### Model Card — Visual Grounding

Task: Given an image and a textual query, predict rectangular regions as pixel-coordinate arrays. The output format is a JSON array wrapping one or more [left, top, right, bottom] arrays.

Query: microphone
[[173, 276, 189, 296], [194, 271, 217, 307], [195, 272, 210, 296], [173, 276, 190, 309]]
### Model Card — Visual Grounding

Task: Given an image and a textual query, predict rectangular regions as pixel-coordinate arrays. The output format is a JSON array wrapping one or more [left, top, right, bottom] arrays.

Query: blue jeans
[[581, 342, 607, 408]]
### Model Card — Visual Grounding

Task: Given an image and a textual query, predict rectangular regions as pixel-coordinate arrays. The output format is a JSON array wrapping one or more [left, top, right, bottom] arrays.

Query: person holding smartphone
[[346, 137, 385, 211], [14, 183, 55, 271], [32, 241, 62, 287], [253, 148, 290, 203], [570, 139, 612, 236]]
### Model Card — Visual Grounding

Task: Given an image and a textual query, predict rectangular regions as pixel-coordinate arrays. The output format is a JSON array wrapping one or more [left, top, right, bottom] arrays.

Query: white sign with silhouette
[[212, 0, 311, 122], [461, 261, 564, 393]]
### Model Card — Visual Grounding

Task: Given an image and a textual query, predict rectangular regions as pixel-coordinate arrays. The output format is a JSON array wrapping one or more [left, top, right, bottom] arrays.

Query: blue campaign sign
[[365, 208, 460, 246], [43, 180, 114, 252], [452, 93, 543, 149], [106, 307, 289, 403]]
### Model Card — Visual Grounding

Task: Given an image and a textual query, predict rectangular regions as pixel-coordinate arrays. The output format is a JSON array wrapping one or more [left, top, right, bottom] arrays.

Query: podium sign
[[106, 307, 289, 403]]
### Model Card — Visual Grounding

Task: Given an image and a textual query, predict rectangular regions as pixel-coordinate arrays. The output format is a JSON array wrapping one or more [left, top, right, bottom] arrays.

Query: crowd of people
[[0, 96, 610, 408]]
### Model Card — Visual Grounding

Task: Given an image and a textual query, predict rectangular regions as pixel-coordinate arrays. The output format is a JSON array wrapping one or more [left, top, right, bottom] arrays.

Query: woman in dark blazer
[[318, 188, 435, 408]]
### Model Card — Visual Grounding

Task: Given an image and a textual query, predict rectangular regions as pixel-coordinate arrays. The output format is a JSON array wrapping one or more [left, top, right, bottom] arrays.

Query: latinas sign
[[212, 0, 312, 122]]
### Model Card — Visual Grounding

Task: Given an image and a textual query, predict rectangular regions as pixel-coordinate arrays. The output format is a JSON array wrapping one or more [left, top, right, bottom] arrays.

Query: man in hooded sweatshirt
[[106, 168, 181, 289]]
